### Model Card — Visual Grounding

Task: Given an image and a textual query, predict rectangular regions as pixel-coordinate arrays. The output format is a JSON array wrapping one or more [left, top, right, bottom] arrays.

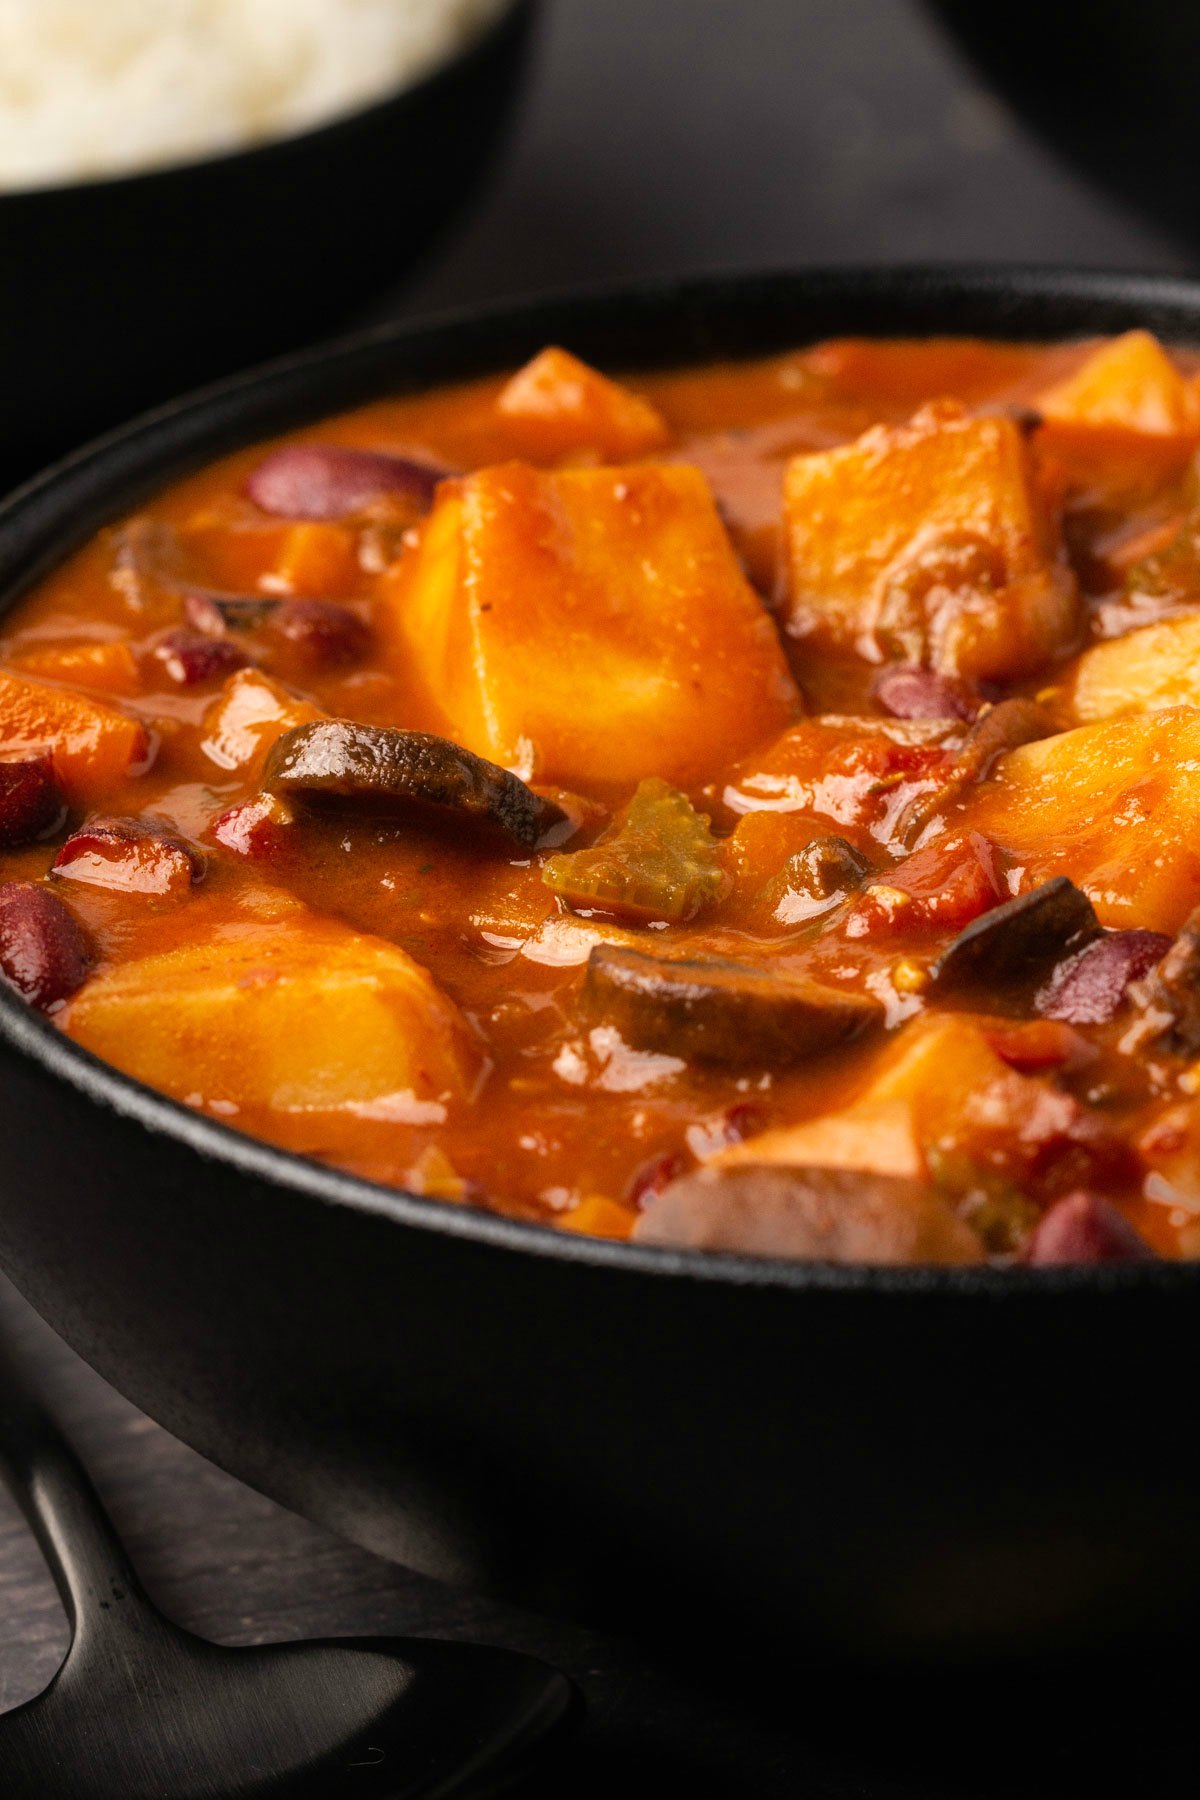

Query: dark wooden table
[[2, 3, 1197, 1791]]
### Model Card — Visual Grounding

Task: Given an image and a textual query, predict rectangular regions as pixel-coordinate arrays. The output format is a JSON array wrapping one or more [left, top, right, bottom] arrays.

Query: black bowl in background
[[927, 1, 1199, 254], [1, 267, 1199, 1666], [0, 0, 536, 487]]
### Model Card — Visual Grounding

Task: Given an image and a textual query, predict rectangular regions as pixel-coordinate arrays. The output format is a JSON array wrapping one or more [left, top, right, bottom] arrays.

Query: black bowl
[[1, 266, 1199, 1665], [0, 0, 536, 486]]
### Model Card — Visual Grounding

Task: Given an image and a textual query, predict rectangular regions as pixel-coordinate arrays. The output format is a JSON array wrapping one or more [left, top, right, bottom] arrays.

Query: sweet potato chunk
[[199, 668, 324, 775], [782, 402, 1077, 680], [964, 707, 1200, 932], [1038, 332, 1200, 437], [63, 909, 479, 1116], [385, 460, 797, 786], [716, 1013, 1127, 1212], [633, 1162, 983, 1264], [14, 641, 140, 697], [496, 347, 669, 462], [1062, 612, 1200, 723], [0, 668, 149, 802]]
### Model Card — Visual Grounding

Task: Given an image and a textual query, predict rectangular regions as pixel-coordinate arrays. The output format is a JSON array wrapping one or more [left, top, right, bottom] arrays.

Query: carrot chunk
[[496, 347, 669, 462], [782, 402, 1077, 680], [0, 668, 149, 801]]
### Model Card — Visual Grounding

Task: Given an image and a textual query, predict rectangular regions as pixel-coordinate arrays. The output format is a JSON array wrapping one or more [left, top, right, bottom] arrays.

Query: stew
[[5, 329, 1200, 1266]]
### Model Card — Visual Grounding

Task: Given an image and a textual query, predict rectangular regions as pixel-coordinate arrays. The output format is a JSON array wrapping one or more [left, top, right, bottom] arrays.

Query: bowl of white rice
[[0, 0, 534, 473]]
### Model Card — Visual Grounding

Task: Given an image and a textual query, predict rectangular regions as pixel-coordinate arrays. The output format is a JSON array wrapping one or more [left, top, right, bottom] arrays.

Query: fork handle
[[0, 1303, 162, 1655]]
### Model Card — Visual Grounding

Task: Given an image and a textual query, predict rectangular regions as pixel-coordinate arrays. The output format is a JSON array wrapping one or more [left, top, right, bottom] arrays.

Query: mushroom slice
[[762, 834, 872, 925], [932, 876, 1099, 990], [264, 720, 566, 849], [585, 944, 881, 1066], [632, 1163, 983, 1264]]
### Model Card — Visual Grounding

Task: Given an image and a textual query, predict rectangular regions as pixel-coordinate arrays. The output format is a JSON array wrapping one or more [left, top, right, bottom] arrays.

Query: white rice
[[0, 0, 510, 190]]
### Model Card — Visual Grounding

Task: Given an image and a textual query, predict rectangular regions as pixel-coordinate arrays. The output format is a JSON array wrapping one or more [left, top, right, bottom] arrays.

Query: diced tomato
[[983, 1019, 1097, 1075], [846, 831, 1003, 938]]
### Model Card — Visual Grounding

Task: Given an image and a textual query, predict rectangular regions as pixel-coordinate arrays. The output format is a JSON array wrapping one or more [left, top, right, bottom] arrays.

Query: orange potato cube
[[0, 667, 149, 801], [965, 706, 1200, 931], [782, 402, 1077, 680], [268, 521, 361, 596], [199, 668, 324, 775], [714, 1014, 1072, 1193], [179, 515, 358, 597], [1059, 612, 1200, 723], [64, 908, 479, 1117], [14, 641, 140, 697], [383, 460, 798, 786], [496, 347, 669, 462], [1038, 331, 1200, 436]]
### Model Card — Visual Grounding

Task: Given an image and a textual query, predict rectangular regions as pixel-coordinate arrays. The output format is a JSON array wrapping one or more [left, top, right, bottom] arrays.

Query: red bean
[[264, 598, 370, 670], [0, 881, 92, 1011], [53, 816, 205, 898], [1036, 929, 1171, 1025], [1025, 1191, 1156, 1265], [625, 1151, 687, 1210], [245, 445, 447, 520], [151, 629, 252, 686], [873, 665, 983, 722], [0, 753, 65, 848]]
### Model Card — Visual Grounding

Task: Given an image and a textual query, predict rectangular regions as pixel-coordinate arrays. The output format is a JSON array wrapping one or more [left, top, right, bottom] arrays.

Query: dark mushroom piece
[[932, 877, 1099, 990], [584, 943, 881, 1067], [762, 834, 872, 925], [896, 697, 1057, 847], [264, 721, 566, 850], [632, 1163, 984, 1263]]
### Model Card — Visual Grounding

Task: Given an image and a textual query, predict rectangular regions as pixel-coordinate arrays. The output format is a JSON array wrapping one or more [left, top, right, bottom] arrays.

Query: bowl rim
[[3, 258, 1199, 1300], [0, 0, 532, 204]]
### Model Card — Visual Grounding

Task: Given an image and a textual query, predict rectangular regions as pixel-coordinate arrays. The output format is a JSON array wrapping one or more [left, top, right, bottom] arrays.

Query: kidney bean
[[1036, 929, 1172, 1025], [0, 882, 92, 1011], [245, 445, 448, 520], [1025, 1191, 1156, 1265], [263, 599, 370, 670], [53, 816, 206, 898], [0, 753, 65, 847], [626, 1151, 688, 1210], [873, 665, 982, 722], [152, 629, 252, 687]]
